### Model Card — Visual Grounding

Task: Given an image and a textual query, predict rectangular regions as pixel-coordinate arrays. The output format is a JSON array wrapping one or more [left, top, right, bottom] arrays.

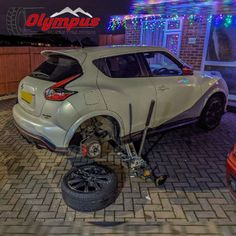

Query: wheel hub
[[84, 139, 102, 158], [206, 100, 223, 126]]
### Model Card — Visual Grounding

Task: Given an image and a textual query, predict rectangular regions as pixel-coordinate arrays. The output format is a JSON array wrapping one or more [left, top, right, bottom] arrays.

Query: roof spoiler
[[41, 50, 87, 64]]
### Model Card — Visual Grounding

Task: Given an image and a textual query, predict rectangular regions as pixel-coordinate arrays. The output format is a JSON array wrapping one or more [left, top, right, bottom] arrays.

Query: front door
[[141, 51, 201, 126]]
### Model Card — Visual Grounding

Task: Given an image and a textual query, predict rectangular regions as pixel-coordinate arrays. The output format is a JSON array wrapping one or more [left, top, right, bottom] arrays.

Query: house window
[[203, 16, 236, 98], [140, 18, 183, 56]]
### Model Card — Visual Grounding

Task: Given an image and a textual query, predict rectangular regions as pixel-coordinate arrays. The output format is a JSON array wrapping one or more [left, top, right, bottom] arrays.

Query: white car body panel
[[97, 69, 156, 134], [150, 74, 202, 126]]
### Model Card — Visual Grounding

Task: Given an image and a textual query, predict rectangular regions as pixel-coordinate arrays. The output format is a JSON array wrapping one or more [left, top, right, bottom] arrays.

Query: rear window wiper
[[31, 71, 49, 78]]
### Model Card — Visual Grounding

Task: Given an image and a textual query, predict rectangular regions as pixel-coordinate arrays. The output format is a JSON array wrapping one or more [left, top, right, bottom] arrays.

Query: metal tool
[[120, 100, 168, 186]]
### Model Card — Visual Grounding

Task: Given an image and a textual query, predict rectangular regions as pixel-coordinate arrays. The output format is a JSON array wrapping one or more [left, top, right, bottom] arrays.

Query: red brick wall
[[179, 16, 208, 70], [125, 21, 141, 45], [125, 17, 208, 70], [99, 34, 125, 46]]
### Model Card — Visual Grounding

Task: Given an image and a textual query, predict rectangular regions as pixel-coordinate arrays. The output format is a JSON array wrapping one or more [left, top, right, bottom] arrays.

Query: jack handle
[[146, 100, 155, 127]]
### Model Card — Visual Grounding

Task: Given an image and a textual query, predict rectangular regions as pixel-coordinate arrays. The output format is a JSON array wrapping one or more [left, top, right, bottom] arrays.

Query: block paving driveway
[[0, 99, 236, 235]]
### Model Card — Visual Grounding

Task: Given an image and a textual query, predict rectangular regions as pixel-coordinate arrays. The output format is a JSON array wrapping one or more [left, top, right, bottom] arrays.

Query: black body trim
[[121, 117, 199, 143]]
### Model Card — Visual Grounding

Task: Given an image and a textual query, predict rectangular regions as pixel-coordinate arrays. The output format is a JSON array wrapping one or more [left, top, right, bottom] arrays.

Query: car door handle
[[158, 85, 169, 91]]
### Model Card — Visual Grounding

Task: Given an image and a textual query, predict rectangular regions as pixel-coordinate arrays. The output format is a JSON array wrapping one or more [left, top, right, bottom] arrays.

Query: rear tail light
[[45, 88, 76, 101], [44, 74, 80, 101]]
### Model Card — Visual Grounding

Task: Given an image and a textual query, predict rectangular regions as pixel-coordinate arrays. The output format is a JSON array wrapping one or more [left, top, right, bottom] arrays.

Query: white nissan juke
[[13, 46, 229, 157]]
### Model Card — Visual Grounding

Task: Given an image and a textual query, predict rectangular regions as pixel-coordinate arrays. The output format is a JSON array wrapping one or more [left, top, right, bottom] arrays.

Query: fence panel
[[0, 46, 76, 96]]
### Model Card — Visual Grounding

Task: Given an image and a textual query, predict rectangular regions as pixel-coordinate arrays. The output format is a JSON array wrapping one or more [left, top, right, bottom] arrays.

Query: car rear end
[[226, 144, 236, 199], [13, 50, 85, 152]]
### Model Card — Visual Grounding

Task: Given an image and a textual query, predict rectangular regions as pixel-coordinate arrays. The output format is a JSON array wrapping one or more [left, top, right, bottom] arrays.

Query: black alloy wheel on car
[[199, 95, 225, 130]]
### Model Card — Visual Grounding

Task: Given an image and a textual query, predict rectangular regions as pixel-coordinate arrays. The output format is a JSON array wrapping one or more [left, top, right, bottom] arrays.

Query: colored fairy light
[[107, 14, 236, 32], [224, 15, 233, 27]]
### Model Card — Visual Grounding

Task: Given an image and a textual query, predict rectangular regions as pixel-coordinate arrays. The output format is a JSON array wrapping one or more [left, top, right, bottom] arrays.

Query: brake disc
[[84, 138, 102, 158]]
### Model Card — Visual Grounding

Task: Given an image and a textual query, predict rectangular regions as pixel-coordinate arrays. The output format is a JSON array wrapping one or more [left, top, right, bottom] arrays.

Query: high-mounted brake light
[[44, 74, 80, 101]]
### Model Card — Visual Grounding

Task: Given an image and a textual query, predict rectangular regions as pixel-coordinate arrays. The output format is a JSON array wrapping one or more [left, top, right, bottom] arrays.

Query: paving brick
[[160, 196, 172, 208], [155, 211, 176, 219], [105, 204, 124, 211], [37, 212, 57, 219], [134, 206, 145, 218], [144, 205, 162, 211], [185, 211, 198, 222], [172, 205, 186, 219], [124, 198, 134, 211], [31, 205, 50, 212], [0, 205, 14, 211], [195, 211, 216, 219], [198, 198, 212, 211], [65, 211, 75, 221], [115, 211, 135, 218]]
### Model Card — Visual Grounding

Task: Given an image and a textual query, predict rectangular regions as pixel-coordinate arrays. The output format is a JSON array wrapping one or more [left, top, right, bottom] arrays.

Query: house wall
[[180, 16, 208, 70], [125, 17, 208, 70], [125, 21, 142, 45]]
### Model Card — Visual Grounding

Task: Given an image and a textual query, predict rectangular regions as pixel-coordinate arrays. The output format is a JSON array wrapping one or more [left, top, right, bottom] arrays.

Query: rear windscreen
[[31, 55, 82, 82]]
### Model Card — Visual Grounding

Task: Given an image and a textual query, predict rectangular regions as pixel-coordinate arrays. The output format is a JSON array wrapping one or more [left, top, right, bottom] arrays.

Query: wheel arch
[[64, 111, 125, 147]]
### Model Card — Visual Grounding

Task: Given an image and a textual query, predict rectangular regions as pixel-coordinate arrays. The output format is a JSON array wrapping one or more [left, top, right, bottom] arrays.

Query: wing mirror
[[182, 67, 193, 76]]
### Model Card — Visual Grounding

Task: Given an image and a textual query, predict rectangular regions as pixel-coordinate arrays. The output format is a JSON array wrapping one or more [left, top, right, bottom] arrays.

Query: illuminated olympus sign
[[25, 7, 101, 31]]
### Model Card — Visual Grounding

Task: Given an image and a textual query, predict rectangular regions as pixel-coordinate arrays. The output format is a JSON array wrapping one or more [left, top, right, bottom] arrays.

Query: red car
[[226, 144, 236, 199]]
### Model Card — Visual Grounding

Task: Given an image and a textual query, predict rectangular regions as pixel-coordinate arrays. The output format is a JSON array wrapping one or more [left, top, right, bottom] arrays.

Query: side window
[[93, 58, 110, 77], [106, 54, 141, 78], [144, 52, 183, 77]]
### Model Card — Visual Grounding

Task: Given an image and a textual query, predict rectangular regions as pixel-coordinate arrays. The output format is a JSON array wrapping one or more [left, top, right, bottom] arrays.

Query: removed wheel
[[61, 164, 118, 212], [199, 95, 225, 130]]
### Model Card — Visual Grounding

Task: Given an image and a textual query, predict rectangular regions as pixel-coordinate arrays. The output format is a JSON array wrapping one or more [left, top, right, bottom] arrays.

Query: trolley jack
[[116, 100, 168, 186], [120, 142, 168, 186]]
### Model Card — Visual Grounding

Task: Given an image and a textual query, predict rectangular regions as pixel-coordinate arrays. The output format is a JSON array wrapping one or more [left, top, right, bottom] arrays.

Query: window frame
[[140, 51, 184, 77], [93, 53, 148, 79], [201, 16, 236, 100], [140, 18, 183, 57]]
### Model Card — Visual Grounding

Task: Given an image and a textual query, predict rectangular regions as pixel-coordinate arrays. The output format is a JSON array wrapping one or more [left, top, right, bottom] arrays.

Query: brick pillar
[[179, 16, 208, 70], [125, 20, 141, 45]]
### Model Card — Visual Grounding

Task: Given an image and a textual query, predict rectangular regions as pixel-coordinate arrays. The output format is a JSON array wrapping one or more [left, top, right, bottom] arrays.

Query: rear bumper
[[13, 104, 68, 153], [15, 122, 67, 153]]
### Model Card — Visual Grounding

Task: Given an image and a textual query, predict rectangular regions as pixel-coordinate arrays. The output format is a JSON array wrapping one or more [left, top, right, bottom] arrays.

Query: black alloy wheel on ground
[[199, 95, 225, 130], [61, 164, 118, 212]]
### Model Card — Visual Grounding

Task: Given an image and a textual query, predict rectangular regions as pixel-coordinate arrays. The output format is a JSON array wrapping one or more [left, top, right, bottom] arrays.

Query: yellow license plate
[[21, 91, 33, 104]]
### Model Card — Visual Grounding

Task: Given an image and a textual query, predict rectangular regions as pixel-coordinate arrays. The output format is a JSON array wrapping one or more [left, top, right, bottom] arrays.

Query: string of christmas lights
[[107, 14, 235, 31]]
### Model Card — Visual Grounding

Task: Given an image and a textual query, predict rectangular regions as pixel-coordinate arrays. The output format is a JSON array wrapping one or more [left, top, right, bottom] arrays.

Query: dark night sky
[[1, 0, 236, 39], [0, 0, 132, 35]]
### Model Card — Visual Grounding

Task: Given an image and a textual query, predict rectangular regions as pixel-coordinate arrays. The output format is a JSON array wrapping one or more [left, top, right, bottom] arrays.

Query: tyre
[[61, 164, 118, 212], [199, 95, 225, 130]]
